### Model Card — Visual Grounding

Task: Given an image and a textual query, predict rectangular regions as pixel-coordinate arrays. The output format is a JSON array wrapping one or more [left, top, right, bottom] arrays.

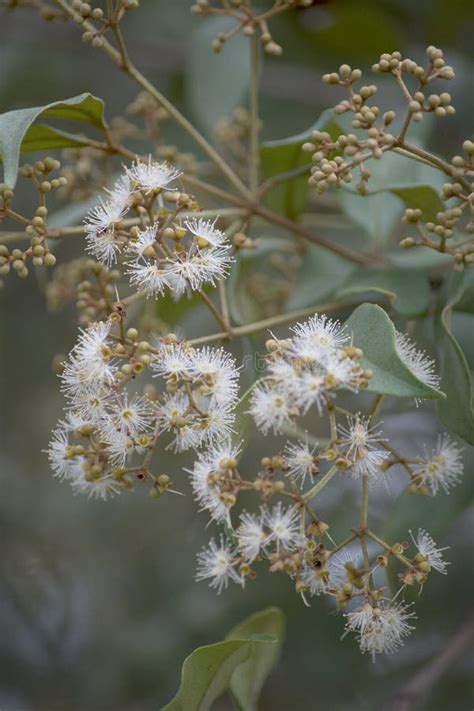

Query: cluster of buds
[[0, 158, 69, 278], [191, 0, 313, 57], [400, 140, 474, 265], [303, 123, 396, 196], [303, 46, 474, 266], [306, 46, 459, 194], [68, 0, 139, 49], [46, 258, 121, 326], [372, 46, 455, 83]]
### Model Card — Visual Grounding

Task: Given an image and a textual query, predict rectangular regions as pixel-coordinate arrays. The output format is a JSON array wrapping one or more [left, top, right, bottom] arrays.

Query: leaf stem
[[302, 464, 337, 502], [248, 32, 260, 195], [198, 289, 230, 334]]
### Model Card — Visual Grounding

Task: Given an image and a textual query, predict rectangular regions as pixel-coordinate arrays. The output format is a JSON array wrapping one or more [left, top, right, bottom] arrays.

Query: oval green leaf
[[338, 268, 431, 317], [345, 303, 445, 399], [162, 607, 283, 711], [260, 109, 342, 219], [0, 93, 107, 188], [437, 273, 474, 445], [226, 607, 285, 711], [162, 640, 252, 711]]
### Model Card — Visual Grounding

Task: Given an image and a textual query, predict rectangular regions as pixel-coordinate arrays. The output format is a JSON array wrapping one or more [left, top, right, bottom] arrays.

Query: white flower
[[85, 227, 122, 266], [193, 404, 236, 446], [301, 549, 364, 596], [293, 371, 328, 415], [126, 259, 172, 297], [71, 473, 123, 501], [284, 439, 317, 485], [237, 511, 267, 562], [69, 387, 113, 422], [184, 217, 226, 247], [267, 358, 297, 384], [323, 356, 362, 391], [249, 384, 294, 434], [195, 536, 243, 594], [339, 414, 389, 481], [345, 602, 416, 661], [46, 424, 83, 480], [128, 223, 159, 257], [413, 434, 463, 494], [84, 196, 127, 237], [84, 175, 131, 265], [188, 441, 241, 524], [395, 331, 440, 390], [300, 565, 331, 596], [105, 394, 152, 437], [101, 428, 135, 467], [106, 173, 132, 212], [127, 157, 182, 193], [61, 321, 117, 398], [188, 347, 240, 408], [169, 246, 233, 295], [411, 529, 449, 574], [263, 503, 301, 551], [156, 392, 198, 452], [290, 314, 348, 362], [151, 343, 193, 381]]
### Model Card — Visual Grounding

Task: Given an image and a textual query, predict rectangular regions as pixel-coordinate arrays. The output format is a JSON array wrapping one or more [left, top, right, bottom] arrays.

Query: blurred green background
[[1, 1, 473, 709]]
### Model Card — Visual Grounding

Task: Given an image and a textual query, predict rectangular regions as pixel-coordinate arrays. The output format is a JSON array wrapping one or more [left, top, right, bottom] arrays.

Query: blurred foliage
[[0, 1, 473, 710]]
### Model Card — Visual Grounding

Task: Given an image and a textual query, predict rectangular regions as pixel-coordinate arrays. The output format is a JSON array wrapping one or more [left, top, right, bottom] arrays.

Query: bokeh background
[[1, 1, 473, 709]]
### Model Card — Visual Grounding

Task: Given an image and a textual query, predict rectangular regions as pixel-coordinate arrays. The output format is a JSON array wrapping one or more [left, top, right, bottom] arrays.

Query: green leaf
[[0, 93, 107, 187], [437, 274, 474, 445], [186, 16, 250, 136], [20, 124, 94, 153], [163, 607, 284, 711], [226, 607, 285, 711], [339, 151, 444, 243], [156, 290, 203, 328], [339, 189, 402, 245], [384, 184, 444, 222], [286, 244, 356, 310], [260, 109, 342, 219], [228, 237, 295, 326], [338, 268, 431, 317], [162, 640, 252, 711], [345, 303, 445, 399]]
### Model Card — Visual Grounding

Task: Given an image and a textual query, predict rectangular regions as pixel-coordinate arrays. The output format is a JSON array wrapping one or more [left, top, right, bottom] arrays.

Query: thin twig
[[248, 32, 260, 195], [187, 299, 357, 345], [53, 0, 252, 199], [385, 613, 474, 711]]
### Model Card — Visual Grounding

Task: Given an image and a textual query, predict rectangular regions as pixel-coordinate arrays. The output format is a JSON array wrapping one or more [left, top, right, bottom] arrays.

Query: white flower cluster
[[84, 159, 233, 297], [249, 315, 368, 433], [345, 602, 416, 661], [45, 309, 464, 662], [151, 342, 239, 451], [47, 322, 240, 499], [413, 434, 464, 494], [338, 414, 389, 481], [48, 321, 152, 499]]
